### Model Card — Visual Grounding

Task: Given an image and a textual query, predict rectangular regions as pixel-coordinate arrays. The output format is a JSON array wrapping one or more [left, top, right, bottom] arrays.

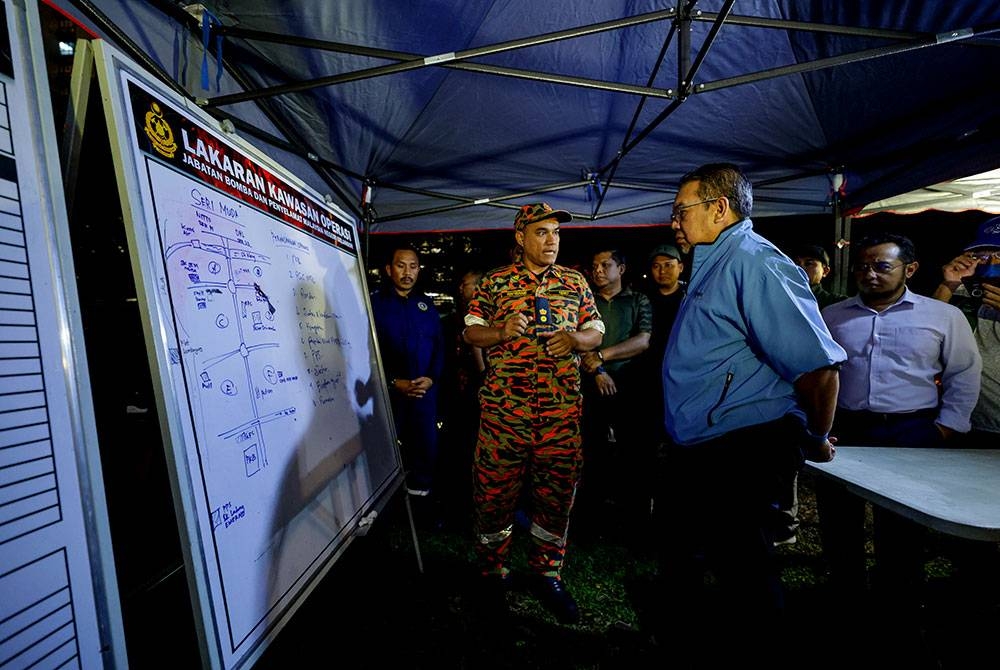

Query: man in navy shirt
[[371, 245, 445, 505]]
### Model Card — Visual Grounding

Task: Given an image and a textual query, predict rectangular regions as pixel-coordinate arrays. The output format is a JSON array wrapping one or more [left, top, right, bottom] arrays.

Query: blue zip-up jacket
[[663, 219, 846, 445]]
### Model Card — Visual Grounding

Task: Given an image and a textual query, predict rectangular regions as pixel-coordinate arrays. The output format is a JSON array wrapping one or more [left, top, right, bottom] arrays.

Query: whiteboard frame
[[91, 38, 403, 670]]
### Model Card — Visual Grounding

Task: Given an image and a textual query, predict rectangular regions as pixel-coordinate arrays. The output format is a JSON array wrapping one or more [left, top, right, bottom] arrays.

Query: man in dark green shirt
[[578, 248, 653, 542]]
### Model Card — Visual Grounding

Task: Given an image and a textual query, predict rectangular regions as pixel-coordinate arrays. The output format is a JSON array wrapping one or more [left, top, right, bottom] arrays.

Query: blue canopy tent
[[55, 1, 1000, 233], [34, 6, 1000, 665]]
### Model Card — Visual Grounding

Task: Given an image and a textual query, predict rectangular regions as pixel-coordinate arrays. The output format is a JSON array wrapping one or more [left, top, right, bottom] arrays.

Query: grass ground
[[256, 469, 999, 669]]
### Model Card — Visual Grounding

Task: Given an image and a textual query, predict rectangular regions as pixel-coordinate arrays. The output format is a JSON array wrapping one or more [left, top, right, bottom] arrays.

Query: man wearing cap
[[788, 243, 848, 310], [659, 163, 846, 660], [930, 215, 1000, 607], [932, 214, 1000, 446], [462, 202, 604, 624], [642, 243, 686, 545], [644, 243, 686, 385]]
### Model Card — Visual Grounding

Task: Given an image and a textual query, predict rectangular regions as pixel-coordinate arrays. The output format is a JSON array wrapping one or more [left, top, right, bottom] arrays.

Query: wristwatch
[[596, 350, 604, 362], [805, 429, 829, 444]]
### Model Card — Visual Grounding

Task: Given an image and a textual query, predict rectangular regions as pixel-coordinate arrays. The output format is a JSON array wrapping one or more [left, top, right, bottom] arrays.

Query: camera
[[962, 275, 999, 299]]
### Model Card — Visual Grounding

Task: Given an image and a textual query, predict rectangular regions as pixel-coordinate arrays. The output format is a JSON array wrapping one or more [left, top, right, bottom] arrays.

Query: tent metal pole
[[677, 0, 693, 94], [374, 179, 586, 204], [76, 0, 364, 218], [204, 8, 680, 108], [698, 11, 999, 48], [755, 195, 834, 208], [592, 0, 734, 215], [611, 0, 734, 161], [832, 187, 852, 297], [592, 11, 678, 217], [681, 0, 736, 96], [696, 13, 925, 40], [602, 181, 675, 194], [591, 198, 677, 220], [374, 181, 590, 224], [212, 27, 674, 101], [755, 168, 837, 187], [696, 23, 1000, 94], [360, 180, 376, 268], [222, 116, 362, 216], [592, 0, 730, 203]]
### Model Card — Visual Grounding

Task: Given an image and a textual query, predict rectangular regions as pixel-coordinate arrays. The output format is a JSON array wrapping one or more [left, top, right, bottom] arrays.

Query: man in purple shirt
[[818, 232, 981, 611]]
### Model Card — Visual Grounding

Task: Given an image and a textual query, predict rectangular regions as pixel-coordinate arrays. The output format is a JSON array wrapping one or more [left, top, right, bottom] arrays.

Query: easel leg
[[403, 493, 425, 574]]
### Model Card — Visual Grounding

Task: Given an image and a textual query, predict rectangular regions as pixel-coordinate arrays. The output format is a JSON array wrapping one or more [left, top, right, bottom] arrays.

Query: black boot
[[530, 576, 580, 625]]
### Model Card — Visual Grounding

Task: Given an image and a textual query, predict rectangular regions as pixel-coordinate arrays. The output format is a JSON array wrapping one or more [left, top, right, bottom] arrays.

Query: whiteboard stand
[[352, 486, 424, 573], [402, 491, 425, 574], [59, 38, 93, 212]]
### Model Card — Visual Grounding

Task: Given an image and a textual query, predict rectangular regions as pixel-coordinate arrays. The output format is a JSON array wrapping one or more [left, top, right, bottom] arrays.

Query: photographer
[[932, 215, 1000, 448], [930, 216, 1000, 609]]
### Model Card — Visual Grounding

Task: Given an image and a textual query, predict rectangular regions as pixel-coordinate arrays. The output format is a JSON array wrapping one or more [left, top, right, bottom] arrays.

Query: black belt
[[837, 407, 937, 424]]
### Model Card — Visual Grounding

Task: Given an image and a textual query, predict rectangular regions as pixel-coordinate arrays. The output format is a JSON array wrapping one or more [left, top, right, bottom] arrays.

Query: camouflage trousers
[[472, 402, 583, 579]]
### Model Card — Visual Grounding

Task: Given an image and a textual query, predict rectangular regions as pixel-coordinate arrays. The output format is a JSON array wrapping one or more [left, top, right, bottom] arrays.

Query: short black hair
[[459, 267, 485, 281], [591, 248, 626, 266], [788, 243, 831, 267], [385, 243, 420, 266], [678, 163, 753, 219], [854, 232, 917, 264]]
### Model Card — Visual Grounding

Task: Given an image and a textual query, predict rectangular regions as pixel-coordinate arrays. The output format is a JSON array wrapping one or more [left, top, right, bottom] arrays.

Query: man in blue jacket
[[371, 245, 445, 508], [658, 163, 847, 662]]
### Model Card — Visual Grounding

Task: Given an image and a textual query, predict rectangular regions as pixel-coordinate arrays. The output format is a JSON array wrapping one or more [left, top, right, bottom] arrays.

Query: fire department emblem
[[144, 102, 177, 158]]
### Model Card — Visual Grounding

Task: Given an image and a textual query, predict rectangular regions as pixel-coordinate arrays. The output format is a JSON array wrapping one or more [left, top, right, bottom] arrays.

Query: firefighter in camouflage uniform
[[462, 203, 604, 624]]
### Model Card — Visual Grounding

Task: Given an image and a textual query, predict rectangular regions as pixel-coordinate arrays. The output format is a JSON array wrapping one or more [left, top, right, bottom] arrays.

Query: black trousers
[[655, 415, 805, 658], [816, 408, 941, 603]]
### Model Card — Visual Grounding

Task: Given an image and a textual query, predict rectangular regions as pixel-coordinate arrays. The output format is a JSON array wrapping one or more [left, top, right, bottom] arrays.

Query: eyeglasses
[[852, 261, 906, 275], [968, 250, 1000, 262], [670, 198, 718, 223]]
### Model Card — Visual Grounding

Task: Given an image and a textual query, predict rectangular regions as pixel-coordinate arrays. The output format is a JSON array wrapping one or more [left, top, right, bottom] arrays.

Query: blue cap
[[966, 216, 1000, 251]]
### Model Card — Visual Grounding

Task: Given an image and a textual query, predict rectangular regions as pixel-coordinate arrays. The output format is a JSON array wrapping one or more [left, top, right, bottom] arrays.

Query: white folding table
[[806, 447, 1000, 541]]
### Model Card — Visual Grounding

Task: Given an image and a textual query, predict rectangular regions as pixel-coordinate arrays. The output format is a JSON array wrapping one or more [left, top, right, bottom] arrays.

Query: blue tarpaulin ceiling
[[60, 1, 1000, 232]]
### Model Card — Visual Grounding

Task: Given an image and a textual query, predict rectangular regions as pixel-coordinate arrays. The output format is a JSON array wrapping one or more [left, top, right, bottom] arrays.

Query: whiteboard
[[92, 40, 402, 669], [0, 1, 125, 669]]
